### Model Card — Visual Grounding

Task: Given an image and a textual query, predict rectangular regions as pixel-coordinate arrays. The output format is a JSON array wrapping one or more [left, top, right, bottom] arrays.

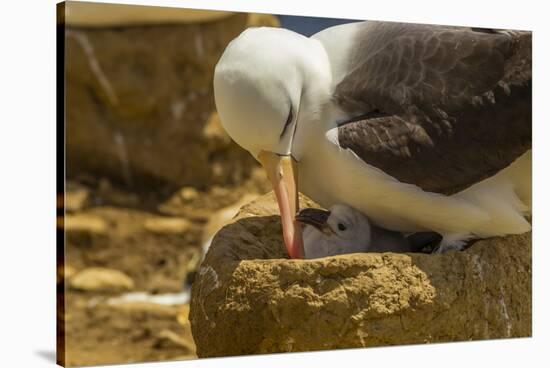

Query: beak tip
[[259, 151, 303, 259], [283, 222, 305, 259]]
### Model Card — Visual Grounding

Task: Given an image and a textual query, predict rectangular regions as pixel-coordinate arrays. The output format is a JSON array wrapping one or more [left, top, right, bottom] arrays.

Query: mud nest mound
[[189, 192, 531, 358]]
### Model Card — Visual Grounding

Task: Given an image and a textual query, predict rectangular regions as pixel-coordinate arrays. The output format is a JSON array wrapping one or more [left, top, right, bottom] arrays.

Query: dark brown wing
[[335, 22, 531, 194]]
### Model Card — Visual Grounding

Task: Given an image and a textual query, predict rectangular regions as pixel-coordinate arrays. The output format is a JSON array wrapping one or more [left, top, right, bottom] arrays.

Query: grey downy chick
[[296, 204, 441, 259]]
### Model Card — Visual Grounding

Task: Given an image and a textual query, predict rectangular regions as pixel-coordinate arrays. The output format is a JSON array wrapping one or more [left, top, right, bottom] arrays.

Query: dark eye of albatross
[[280, 107, 293, 138], [338, 223, 347, 231]]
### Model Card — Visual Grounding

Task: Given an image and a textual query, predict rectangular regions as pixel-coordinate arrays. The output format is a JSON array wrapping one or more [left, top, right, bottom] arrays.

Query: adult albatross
[[213, 21, 532, 258]]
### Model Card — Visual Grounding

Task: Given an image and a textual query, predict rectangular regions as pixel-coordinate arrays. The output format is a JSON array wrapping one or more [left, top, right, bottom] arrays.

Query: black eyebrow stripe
[[280, 106, 293, 138]]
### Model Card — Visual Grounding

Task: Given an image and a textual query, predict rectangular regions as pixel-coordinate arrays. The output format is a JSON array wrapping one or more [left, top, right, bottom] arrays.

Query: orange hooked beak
[[258, 150, 304, 259]]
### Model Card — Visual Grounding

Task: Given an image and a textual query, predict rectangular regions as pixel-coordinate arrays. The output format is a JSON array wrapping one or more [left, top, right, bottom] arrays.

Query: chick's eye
[[338, 223, 347, 231]]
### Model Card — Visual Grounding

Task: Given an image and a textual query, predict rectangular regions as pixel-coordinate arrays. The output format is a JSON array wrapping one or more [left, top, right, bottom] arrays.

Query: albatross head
[[214, 27, 331, 259]]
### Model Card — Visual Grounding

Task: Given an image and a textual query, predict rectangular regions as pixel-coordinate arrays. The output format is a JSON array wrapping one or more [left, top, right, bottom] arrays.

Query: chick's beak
[[258, 150, 304, 259], [295, 208, 334, 236]]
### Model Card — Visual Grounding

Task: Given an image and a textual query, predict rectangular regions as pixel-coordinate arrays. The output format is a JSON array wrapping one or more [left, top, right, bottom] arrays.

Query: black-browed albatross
[[213, 21, 532, 259]]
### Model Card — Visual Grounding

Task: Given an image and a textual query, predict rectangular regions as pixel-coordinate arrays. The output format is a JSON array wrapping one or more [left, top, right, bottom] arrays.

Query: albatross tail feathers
[[454, 151, 532, 238]]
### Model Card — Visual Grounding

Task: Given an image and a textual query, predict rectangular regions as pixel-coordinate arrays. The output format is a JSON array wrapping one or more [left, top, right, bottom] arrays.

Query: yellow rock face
[[65, 214, 109, 234], [144, 217, 191, 234], [64, 2, 235, 27], [247, 13, 281, 28], [70, 267, 135, 292]]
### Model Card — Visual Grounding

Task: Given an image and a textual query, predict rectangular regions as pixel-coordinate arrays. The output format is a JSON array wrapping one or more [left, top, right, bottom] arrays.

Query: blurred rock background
[[64, 8, 275, 192], [59, 2, 278, 366]]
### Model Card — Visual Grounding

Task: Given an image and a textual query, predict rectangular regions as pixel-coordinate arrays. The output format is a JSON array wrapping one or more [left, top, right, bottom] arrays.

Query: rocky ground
[[60, 171, 270, 366]]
